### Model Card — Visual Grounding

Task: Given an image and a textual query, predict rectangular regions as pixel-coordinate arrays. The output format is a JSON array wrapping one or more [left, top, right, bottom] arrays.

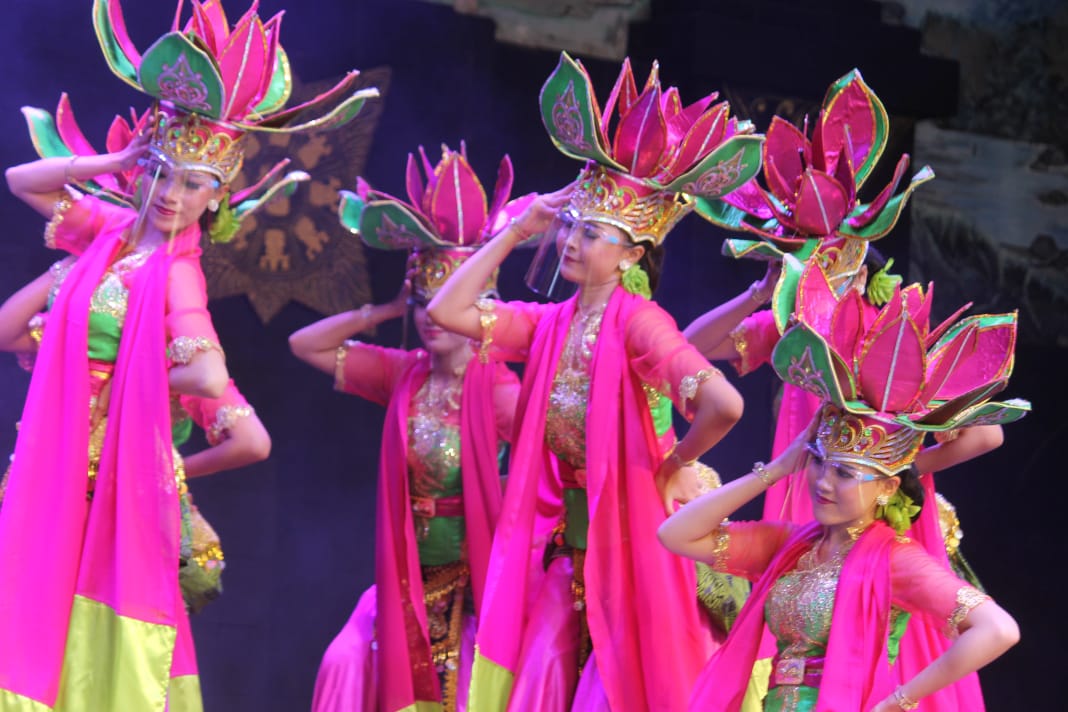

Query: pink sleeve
[[625, 300, 721, 419], [179, 380, 254, 445], [728, 310, 780, 376], [44, 191, 129, 256], [492, 362, 522, 443], [891, 540, 991, 636], [704, 521, 796, 582], [165, 258, 219, 344], [335, 342, 417, 406], [479, 299, 548, 362]]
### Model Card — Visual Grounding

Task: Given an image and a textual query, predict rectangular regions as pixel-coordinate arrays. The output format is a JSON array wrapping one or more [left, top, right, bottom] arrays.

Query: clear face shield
[[523, 207, 631, 301], [132, 154, 222, 241]]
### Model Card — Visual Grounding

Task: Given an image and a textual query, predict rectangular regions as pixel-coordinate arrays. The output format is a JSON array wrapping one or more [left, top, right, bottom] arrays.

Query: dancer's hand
[[114, 132, 151, 173], [751, 260, 782, 303], [507, 184, 573, 243], [767, 411, 820, 477], [655, 458, 703, 517]]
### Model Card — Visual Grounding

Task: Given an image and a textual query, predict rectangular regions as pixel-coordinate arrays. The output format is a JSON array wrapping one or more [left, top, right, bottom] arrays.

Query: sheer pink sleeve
[[492, 362, 522, 442], [180, 380, 254, 446], [474, 298, 548, 362], [626, 300, 723, 420], [165, 259, 219, 344], [702, 521, 797, 582], [335, 342, 418, 406], [728, 310, 780, 376], [44, 190, 128, 256], [891, 539, 991, 637]]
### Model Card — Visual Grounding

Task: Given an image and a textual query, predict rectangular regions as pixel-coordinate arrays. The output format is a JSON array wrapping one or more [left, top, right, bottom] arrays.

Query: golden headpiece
[[813, 404, 923, 477], [565, 165, 694, 246]]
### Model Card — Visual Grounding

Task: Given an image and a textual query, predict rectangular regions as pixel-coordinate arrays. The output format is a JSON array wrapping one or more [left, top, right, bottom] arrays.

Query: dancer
[[429, 53, 763, 710], [660, 266, 1028, 711], [687, 72, 1007, 708], [0, 1, 374, 708], [0, 272, 271, 615], [290, 143, 524, 712]]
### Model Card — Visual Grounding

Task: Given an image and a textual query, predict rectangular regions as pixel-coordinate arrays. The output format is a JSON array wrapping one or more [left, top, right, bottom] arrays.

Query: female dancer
[[428, 54, 763, 710], [290, 144, 523, 712], [0, 1, 374, 708], [0, 270, 271, 615], [660, 271, 1027, 710]]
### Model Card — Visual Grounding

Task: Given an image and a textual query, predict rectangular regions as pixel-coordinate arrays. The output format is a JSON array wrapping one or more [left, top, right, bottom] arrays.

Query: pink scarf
[[0, 205, 202, 706], [476, 288, 710, 710], [892, 473, 985, 711], [692, 521, 897, 711], [375, 354, 505, 711]]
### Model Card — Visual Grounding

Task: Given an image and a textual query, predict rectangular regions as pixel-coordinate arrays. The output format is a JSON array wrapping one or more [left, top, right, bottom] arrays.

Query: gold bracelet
[[508, 217, 533, 242], [64, 155, 79, 184], [892, 686, 919, 710], [753, 461, 773, 487], [667, 445, 698, 470]]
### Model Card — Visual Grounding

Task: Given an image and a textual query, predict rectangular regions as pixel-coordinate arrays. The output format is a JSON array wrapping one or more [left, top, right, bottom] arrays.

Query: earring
[[619, 260, 633, 272], [875, 493, 890, 507], [207, 199, 220, 212]]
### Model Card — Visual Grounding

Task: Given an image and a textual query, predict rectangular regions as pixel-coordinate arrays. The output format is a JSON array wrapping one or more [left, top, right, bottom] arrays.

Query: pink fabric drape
[[476, 288, 711, 711], [0, 196, 207, 705], [375, 354, 506, 711], [692, 521, 897, 711]]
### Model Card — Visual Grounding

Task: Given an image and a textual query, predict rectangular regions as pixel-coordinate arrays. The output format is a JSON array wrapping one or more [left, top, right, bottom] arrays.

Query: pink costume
[[470, 52, 764, 711], [0, 191, 216, 710], [471, 289, 725, 711], [692, 520, 989, 711], [311, 143, 526, 712], [687, 247, 1026, 709], [699, 70, 1003, 710], [312, 345, 518, 712], [0, 2, 375, 707]]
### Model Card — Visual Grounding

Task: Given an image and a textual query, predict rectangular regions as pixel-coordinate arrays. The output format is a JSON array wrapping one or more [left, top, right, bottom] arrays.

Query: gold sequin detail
[[544, 304, 605, 471], [43, 192, 74, 249], [946, 585, 990, 637], [679, 366, 722, 403], [168, 336, 223, 366], [207, 405, 254, 445], [334, 340, 357, 392], [708, 524, 731, 570], [729, 322, 752, 374], [765, 539, 855, 691], [48, 250, 152, 324], [935, 493, 964, 556], [475, 298, 498, 364]]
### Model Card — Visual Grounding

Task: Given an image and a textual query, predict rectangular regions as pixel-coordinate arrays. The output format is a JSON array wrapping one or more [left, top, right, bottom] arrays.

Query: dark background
[[0, 1, 1060, 709]]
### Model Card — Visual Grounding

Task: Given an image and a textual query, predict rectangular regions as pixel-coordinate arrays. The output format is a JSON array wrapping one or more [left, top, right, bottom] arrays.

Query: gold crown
[[149, 104, 245, 183], [409, 247, 497, 304], [815, 404, 923, 477], [566, 165, 693, 246], [816, 238, 869, 294]]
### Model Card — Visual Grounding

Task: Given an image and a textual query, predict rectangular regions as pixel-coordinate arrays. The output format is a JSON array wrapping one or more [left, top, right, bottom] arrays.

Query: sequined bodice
[[407, 375, 463, 499], [49, 250, 154, 362], [545, 305, 604, 472], [765, 542, 851, 663]]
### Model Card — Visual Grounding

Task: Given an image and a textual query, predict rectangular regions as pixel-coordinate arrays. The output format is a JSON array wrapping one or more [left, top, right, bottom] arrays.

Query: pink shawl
[[375, 354, 505, 711], [476, 288, 710, 710], [0, 201, 203, 705], [692, 521, 897, 711]]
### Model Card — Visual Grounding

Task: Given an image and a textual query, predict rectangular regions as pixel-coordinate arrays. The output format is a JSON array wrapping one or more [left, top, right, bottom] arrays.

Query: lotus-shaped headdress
[[771, 256, 1029, 474], [339, 142, 534, 301], [539, 52, 764, 245]]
